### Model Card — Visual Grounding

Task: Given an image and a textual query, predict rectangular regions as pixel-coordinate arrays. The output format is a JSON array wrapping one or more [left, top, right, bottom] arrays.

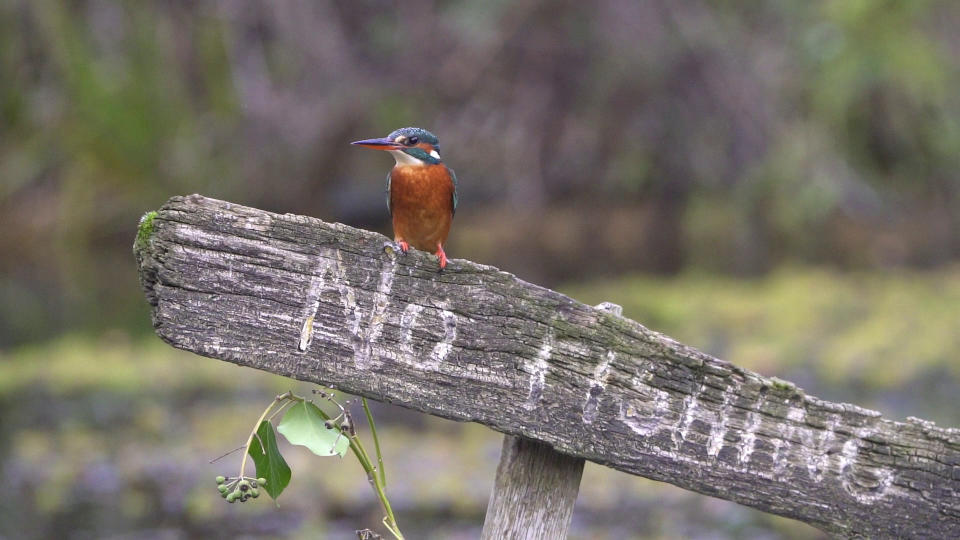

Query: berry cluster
[[215, 475, 266, 503]]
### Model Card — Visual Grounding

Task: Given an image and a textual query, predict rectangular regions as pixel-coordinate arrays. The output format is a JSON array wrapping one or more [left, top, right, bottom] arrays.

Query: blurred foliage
[[2, 0, 960, 345], [2, 268, 957, 538]]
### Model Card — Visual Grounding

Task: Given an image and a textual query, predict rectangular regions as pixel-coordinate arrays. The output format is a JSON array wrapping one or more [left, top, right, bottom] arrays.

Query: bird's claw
[[435, 245, 448, 272], [388, 240, 446, 271]]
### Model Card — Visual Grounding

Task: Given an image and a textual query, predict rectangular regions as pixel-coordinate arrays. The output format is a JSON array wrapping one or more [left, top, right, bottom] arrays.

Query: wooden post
[[480, 302, 620, 539], [135, 195, 960, 538], [481, 436, 585, 539], [481, 302, 623, 540], [480, 302, 619, 539]]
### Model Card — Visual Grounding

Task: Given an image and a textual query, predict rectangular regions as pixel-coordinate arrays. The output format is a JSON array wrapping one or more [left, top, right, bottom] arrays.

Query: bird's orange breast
[[389, 164, 455, 252]]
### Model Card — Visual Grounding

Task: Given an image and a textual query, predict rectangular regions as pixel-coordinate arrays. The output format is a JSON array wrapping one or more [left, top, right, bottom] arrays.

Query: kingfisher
[[352, 127, 458, 270]]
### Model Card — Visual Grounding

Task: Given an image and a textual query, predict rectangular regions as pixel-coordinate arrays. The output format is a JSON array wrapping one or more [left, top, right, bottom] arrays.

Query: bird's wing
[[448, 166, 458, 217], [385, 170, 392, 217]]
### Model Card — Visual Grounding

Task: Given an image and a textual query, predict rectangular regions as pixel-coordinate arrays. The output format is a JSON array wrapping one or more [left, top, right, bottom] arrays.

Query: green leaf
[[248, 421, 291, 500], [277, 401, 350, 457]]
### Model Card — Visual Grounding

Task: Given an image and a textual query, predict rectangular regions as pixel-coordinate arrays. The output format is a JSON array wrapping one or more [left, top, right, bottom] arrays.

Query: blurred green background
[[2, 1, 959, 538]]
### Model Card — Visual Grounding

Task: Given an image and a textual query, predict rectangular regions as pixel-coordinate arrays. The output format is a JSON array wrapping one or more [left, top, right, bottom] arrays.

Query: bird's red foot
[[435, 244, 448, 271], [397, 240, 410, 254]]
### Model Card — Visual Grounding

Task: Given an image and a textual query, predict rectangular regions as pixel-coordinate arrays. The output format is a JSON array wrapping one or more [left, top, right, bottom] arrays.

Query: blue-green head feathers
[[389, 127, 441, 165], [388, 127, 440, 147]]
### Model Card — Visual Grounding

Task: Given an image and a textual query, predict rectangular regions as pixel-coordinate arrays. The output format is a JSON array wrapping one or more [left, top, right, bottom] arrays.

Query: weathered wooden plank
[[481, 436, 585, 539], [135, 195, 960, 538]]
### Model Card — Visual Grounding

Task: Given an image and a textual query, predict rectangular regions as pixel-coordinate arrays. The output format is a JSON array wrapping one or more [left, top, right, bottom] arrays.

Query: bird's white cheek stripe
[[430, 150, 441, 160]]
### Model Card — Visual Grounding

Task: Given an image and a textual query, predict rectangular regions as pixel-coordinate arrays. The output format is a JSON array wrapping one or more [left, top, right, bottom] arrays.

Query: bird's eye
[[407, 136, 419, 145]]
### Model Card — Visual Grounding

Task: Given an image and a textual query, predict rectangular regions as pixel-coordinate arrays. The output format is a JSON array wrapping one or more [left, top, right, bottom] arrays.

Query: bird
[[352, 127, 458, 270]]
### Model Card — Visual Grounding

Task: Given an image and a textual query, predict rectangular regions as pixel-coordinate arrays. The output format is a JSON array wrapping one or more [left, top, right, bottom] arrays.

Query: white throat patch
[[389, 149, 441, 166], [389, 150, 427, 167]]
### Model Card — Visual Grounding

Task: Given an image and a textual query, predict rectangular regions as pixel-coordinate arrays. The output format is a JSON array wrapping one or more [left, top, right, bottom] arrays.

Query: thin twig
[[209, 445, 248, 464]]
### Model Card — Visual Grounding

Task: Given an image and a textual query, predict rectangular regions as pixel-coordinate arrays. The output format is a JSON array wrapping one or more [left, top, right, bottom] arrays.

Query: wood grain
[[481, 436, 585, 539], [136, 195, 960, 538]]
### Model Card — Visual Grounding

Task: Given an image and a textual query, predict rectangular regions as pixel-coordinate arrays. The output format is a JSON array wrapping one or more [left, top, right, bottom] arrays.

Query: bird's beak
[[351, 137, 402, 150]]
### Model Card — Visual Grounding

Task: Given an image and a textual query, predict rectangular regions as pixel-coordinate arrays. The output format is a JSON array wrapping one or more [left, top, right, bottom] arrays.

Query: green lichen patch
[[766, 376, 804, 399], [135, 210, 158, 252], [769, 377, 796, 392]]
